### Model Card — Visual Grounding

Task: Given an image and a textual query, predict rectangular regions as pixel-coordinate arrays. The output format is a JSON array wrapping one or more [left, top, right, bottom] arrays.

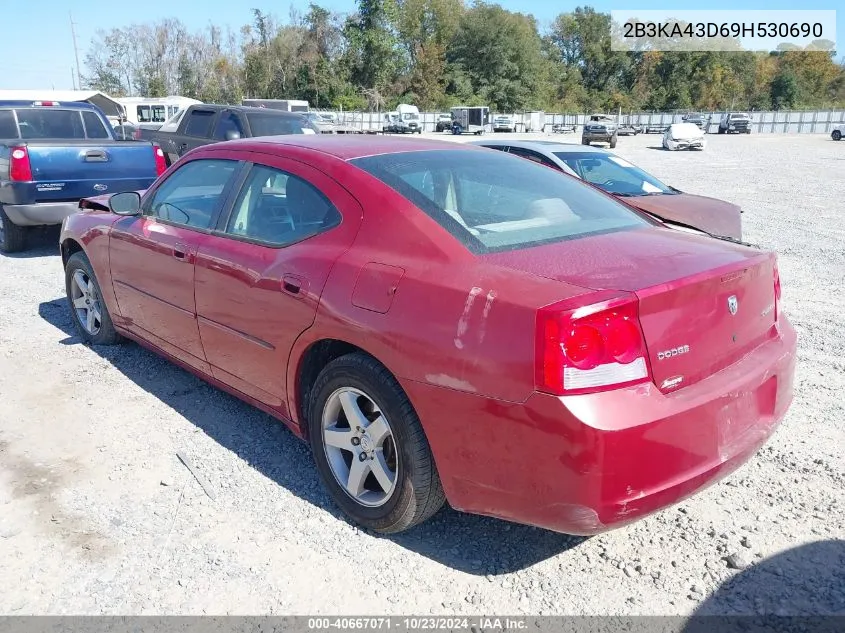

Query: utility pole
[[70, 12, 82, 90], [71, 67, 77, 90]]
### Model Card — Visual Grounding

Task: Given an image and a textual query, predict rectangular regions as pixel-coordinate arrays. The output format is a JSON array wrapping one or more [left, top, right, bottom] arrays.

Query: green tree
[[447, 2, 549, 111], [344, 0, 402, 96], [770, 69, 800, 109]]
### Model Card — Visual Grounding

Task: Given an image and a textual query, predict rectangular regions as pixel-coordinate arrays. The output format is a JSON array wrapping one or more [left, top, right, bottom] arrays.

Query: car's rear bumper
[[2, 202, 80, 227], [404, 316, 796, 535]]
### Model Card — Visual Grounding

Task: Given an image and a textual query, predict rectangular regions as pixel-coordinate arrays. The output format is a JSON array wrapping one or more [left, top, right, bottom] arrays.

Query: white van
[[116, 96, 202, 126], [396, 104, 422, 133]]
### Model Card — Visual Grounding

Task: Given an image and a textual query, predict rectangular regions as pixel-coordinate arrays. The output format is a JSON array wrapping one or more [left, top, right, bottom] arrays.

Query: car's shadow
[[1, 226, 61, 259], [682, 539, 845, 631], [37, 298, 586, 575]]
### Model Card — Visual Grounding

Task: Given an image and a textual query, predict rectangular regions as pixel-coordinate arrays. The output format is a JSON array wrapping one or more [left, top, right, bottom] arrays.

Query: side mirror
[[225, 130, 241, 141], [109, 191, 142, 216]]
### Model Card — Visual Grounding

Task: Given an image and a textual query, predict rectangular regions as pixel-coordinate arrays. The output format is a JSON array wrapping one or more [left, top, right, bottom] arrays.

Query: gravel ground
[[0, 132, 843, 616]]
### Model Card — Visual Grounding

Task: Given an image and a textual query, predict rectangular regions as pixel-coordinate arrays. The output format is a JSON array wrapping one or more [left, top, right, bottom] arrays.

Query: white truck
[[492, 114, 516, 132]]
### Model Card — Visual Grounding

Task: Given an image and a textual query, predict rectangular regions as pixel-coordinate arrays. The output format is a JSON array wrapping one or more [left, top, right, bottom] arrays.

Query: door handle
[[173, 243, 191, 262], [178, 143, 188, 152], [282, 274, 307, 296]]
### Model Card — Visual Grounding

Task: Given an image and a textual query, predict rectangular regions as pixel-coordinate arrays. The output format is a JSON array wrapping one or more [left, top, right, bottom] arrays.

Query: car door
[[109, 158, 241, 371], [193, 152, 364, 416]]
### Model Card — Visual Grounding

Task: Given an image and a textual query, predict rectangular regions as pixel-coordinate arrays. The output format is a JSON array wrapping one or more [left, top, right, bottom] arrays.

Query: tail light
[[152, 145, 167, 176], [773, 261, 782, 322], [32, 101, 59, 107], [9, 147, 33, 181], [536, 294, 650, 395]]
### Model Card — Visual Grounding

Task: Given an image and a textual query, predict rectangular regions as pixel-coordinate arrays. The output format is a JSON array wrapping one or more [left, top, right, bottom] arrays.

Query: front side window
[[352, 149, 648, 253], [224, 164, 341, 246], [554, 152, 674, 196], [213, 112, 244, 140], [146, 159, 238, 229]]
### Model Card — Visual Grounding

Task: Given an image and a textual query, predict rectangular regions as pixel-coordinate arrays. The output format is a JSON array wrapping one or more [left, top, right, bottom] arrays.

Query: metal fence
[[319, 109, 845, 134]]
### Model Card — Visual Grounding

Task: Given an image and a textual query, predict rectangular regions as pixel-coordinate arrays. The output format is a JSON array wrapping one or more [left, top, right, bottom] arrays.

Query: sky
[[0, 0, 840, 91]]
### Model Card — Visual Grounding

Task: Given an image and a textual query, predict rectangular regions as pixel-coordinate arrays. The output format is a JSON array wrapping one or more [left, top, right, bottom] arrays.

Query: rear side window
[[82, 111, 110, 139], [351, 149, 648, 253], [224, 164, 341, 246], [0, 110, 17, 138], [184, 110, 216, 137], [15, 109, 85, 139]]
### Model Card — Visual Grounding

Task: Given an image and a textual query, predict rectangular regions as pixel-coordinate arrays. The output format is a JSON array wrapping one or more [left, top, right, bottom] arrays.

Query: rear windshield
[[246, 114, 317, 136], [0, 108, 111, 140], [351, 149, 649, 253]]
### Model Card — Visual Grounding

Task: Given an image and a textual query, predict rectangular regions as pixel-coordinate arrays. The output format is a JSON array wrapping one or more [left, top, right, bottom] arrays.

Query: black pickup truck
[[138, 104, 319, 166]]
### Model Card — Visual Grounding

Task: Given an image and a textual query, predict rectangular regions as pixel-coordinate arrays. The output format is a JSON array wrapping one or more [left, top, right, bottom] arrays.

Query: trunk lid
[[24, 141, 158, 202], [483, 226, 778, 393]]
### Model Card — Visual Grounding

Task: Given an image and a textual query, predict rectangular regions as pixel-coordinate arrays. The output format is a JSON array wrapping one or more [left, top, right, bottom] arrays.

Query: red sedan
[[60, 136, 797, 535]]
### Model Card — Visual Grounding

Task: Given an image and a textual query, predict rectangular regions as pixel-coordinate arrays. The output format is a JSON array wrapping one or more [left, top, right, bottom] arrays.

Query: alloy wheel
[[70, 269, 102, 336], [321, 387, 398, 508]]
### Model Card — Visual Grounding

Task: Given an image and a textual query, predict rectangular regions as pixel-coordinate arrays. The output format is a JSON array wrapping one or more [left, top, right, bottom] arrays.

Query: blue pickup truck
[[0, 100, 166, 253]]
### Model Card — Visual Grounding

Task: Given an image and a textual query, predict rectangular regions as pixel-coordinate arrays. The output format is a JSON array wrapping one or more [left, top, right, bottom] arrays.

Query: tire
[[718, 126, 725, 134], [833, 130, 842, 141], [609, 135, 617, 149], [582, 139, 590, 146], [308, 353, 446, 534], [0, 206, 28, 254], [64, 251, 123, 345], [746, 129, 751, 134]]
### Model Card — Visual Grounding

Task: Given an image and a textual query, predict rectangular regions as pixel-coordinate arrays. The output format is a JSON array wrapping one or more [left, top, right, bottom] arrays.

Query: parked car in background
[[493, 114, 516, 132], [383, 111, 420, 134], [719, 112, 752, 134], [138, 104, 318, 166], [644, 122, 670, 134], [63, 135, 795, 536], [663, 123, 707, 151], [617, 121, 642, 136], [470, 139, 742, 240], [682, 113, 710, 131], [0, 100, 165, 253], [435, 114, 452, 132], [831, 124, 844, 141], [582, 114, 617, 148]]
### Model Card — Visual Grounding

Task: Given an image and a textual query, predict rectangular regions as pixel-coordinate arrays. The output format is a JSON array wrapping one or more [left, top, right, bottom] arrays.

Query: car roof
[[0, 100, 98, 109], [471, 139, 611, 154], [221, 134, 486, 160]]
